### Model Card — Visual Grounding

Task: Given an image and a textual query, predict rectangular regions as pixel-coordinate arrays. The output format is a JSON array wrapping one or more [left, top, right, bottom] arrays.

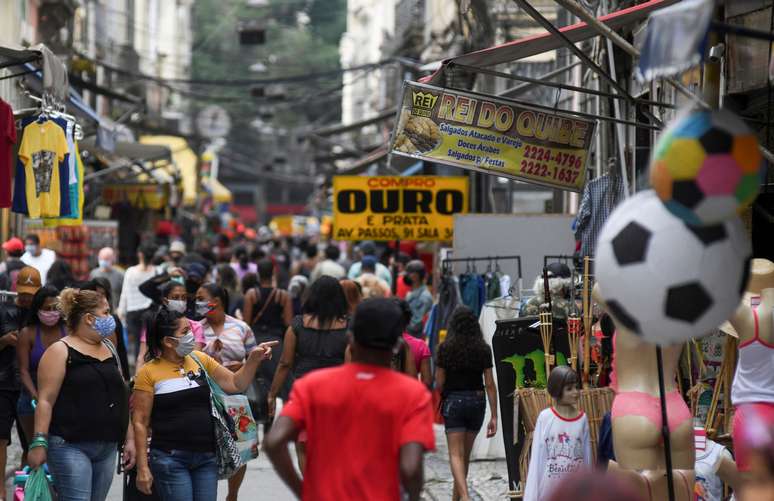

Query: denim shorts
[[442, 390, 486, 433], [17, 389, 34, 416]]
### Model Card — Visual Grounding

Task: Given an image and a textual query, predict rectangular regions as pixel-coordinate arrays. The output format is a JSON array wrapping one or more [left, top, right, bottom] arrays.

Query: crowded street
[[2, 1, 774, 501]]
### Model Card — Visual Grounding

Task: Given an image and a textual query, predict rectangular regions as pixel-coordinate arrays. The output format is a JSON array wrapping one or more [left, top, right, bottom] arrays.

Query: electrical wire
[[75, 50, 392, 86]]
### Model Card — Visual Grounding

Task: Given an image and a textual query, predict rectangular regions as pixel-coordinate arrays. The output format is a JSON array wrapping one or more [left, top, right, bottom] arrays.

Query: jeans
[[149, 448, 218, 501], [442, 390, 486, 433], [126, 308, 149, 358], [47, 435, 118, 501]]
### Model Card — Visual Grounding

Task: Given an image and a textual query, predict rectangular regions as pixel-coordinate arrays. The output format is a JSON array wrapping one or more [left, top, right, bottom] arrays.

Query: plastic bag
[[23, 467, 55, 501], [222, 393, 260, 463]]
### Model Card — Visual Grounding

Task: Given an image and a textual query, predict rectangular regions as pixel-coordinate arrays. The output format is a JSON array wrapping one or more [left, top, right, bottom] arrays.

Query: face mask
[[91, 314, 116, 338], [170, 276, 184, 285], [195, 301, 212, 316], [167, 299, 187, 314], [169, 332, 196, 357], [25, 245, 37, 255], [98, 259, 112, 269], [38, 310, 61, 326]]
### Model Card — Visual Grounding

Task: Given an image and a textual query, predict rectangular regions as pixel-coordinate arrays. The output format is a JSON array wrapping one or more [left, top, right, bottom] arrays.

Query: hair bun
[[58, 287, 78, 319]]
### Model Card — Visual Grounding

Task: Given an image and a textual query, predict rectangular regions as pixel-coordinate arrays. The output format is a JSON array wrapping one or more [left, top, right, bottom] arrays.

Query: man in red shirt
[[264, 298, 435, 500]]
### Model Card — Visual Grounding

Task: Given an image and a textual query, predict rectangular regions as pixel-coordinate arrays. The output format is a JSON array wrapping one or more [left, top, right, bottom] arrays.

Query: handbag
[[190, 354, 259, 477]]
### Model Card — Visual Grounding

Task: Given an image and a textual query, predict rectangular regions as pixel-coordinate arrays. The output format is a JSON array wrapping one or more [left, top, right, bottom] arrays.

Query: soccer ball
[[596, 190, 751, 345], [650, 109, 763, 226]]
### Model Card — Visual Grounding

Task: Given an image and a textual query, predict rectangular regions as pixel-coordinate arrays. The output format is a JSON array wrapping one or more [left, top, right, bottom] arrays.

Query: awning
[[201, 177, 233, 204], [140, 136, 198, 206], [0, 46, 41, 70], [423, 0, 678, 85], [80, 138, 171, 162]]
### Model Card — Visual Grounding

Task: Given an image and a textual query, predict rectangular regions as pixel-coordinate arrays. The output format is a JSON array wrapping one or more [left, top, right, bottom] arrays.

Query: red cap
[[2, 237, 24, 253]]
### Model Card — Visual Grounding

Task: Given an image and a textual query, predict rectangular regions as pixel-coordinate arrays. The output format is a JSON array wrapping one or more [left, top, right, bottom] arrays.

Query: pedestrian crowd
[[0, 233, 773, 501]]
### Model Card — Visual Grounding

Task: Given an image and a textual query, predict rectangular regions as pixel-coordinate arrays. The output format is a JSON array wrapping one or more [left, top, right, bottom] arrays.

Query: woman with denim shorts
[[436, 306, 498, 501], [28, 288, 135, 501]]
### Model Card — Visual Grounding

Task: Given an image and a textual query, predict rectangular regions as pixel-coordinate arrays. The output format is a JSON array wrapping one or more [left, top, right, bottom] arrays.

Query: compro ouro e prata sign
[[332, 176, 468, 241], [390, 81, 597, 192]]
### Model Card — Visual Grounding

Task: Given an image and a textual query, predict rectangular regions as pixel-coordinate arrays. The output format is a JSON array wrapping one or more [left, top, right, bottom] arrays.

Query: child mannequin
[[524, 366, 591, 501]]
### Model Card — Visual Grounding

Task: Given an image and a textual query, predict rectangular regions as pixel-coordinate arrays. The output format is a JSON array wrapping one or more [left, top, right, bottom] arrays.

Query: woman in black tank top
[[27, 288, 131, 501], [267, 276, 350, 471]]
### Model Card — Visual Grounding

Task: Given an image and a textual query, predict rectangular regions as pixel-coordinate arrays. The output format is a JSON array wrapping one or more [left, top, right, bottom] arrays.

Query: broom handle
[[582, 257, 592, 386]]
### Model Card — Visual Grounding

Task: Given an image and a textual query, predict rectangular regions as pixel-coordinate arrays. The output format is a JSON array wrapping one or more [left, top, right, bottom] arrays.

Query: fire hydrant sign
[[390, 82, 596, 192], [333, 176, 468, 241]]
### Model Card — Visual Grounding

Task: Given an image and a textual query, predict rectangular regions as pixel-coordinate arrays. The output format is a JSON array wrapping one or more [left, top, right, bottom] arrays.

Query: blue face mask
[[91, 314, 116, 338]]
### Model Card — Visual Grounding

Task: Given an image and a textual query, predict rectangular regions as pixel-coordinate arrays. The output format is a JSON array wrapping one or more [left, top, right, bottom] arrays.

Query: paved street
[[6, 425, 509, 500]]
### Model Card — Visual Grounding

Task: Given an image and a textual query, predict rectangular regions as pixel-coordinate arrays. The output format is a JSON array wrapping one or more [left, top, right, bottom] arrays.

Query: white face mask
[[25, 245, 38, 255], [98, 259, 112, 269], [167, 299, 187, 314], [170, 333, 196, 357]]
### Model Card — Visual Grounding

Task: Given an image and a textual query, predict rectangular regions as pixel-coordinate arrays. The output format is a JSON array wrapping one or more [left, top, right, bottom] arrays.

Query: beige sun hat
[[718, 258, 774, 337]]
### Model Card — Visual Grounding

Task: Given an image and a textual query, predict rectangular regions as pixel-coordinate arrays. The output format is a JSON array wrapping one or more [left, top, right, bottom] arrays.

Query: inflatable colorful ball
[[650, 109, 764, 226], [595, 190, 751, 346]]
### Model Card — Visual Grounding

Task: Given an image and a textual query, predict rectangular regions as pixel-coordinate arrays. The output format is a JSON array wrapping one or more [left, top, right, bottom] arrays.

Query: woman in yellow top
[[132, 307, 277, 501]]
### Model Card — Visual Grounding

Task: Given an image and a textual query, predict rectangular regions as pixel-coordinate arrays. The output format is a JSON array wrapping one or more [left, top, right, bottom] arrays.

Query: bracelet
[[28, 437, 48, 451]]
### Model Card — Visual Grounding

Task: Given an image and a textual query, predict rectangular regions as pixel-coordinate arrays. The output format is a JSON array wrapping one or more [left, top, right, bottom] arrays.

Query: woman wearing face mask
[[82, 278, 131, 380], [136, 281, 205, 372], [133, 307, 276, 501], [16, 285, 65, 461], [28, 288, 134, 501], [197, 284, 258, 501]]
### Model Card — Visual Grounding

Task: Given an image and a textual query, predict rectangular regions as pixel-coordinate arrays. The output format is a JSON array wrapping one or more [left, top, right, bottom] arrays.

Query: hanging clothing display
[[574, 174, 626, 258], [17, 120, 68, 218], [0, 99, 15, 208], [12, 114, 84, 222]]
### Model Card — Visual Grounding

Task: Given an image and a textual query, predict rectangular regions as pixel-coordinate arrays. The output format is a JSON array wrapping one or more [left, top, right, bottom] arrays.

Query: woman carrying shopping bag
[[27, 288, 135, 501], [132, 307, 276, 501], [198, 283, 260, 501]]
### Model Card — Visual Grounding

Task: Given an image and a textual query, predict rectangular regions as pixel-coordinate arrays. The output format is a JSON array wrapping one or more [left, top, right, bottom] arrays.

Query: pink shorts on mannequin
[[732, 402, 774, 471], [611, 390, 692, 433]]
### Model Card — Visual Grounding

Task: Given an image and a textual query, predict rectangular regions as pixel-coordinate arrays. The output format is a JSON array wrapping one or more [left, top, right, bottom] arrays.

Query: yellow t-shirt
[[134, 350, 220, 394], [18, 121, 68, 218]]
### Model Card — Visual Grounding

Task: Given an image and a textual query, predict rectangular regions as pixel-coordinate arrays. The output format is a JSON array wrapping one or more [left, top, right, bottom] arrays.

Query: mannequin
[[593, 284, 694, 501], [727, 258, 774, 472]]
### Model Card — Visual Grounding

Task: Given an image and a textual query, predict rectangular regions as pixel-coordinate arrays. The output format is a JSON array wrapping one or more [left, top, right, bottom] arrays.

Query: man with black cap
[[264, 298, 435, 501]]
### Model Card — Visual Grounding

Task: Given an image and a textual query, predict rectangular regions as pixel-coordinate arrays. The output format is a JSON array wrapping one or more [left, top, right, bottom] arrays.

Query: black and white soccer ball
[[595, 190, 751, 345]]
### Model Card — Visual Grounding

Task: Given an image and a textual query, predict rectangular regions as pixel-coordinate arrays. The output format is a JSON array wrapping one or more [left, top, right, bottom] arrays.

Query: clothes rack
[[441, 254, 524, 302]]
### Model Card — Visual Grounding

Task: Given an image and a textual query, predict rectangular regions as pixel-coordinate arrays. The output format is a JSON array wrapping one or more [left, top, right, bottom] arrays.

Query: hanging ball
[[650, 109, 764, 226], [595, 190, 751, 346]]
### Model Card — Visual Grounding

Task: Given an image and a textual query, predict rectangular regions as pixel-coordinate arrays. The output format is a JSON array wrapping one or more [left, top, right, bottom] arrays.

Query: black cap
[[546, 262, 571, 278], [352, 298, 404, 350]]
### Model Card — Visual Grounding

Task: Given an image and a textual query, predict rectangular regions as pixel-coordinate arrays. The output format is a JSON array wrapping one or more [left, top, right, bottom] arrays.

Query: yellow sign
[[391, 82, 597, 192], [333, 176, 468, 241]]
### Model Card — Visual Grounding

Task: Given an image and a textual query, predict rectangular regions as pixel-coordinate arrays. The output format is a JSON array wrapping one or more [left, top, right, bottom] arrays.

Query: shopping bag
[[23, 467, 55, 501], [189, 354, 247, 479], [222, 393, 260, 463]]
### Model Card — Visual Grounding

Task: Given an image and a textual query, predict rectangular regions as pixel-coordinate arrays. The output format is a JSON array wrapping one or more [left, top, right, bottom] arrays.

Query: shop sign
[[390, 82, 596, 192], [332, 176, 468, 241]]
